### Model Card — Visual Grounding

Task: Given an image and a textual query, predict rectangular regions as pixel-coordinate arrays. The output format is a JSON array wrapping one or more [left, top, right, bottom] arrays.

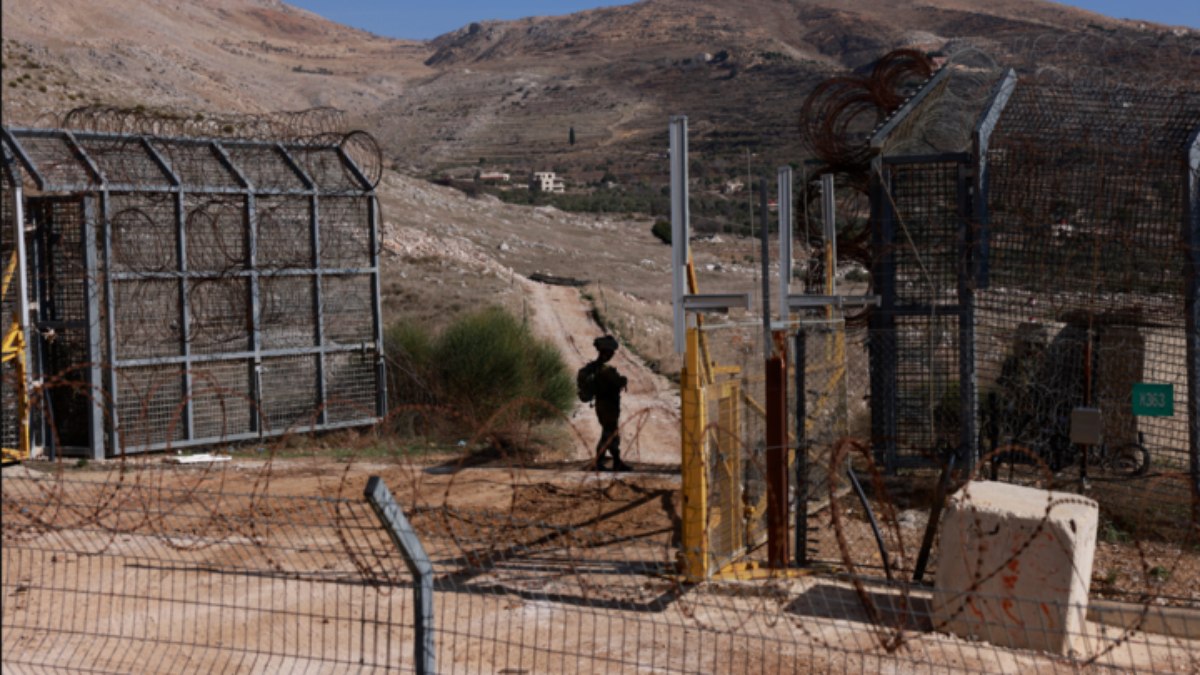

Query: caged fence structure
[[0, 124, 386, 459], [869, 78, 1200, 480], [806, 63, 1200, 602], [669, 46, 1200, 608]]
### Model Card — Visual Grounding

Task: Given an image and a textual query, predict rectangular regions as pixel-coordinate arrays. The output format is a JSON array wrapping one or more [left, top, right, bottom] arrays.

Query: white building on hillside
[[531, 171, 565, 193]]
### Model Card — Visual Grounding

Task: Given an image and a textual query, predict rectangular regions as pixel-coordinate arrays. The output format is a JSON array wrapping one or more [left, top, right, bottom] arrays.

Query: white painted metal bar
[[670, 116, 690, 354], [820, 173, 837, 296], [777, 166, 793, 320], [683, 293, 752, 313], [787, 294, 880, 311]]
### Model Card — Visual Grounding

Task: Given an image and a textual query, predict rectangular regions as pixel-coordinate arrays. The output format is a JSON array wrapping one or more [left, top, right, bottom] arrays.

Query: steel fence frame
[[0, 126, 386, 458]]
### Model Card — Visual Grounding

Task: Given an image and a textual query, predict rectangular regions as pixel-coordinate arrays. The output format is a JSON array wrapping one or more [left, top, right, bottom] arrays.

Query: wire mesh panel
[[872, 158, 972, 470], [260, 354, 320, 433], [325, 350, 380, 424], [323, 274, 375, 346], [979, 83, 1198, 470], [115, 365, 186, 448], [256, 196, 313, 269], [797, 319, 852, 494], [2, 476, 414, 673], [187, 278, 249, 355], [150, 139, 242, 190], [690, 321, 772, 575], [288, 147, 365, 193], [259, 275, 316, 349], [6, 133, 95, 188], [29, 197, 95, 450], [223, 143, 307, 192], [320, 196, 371, 268], [1, 176, 20, 455], [74, 137, 172, 188], [184, 195, 246, 273], [889, 162, 963, 308], [109, 192, 176, 273], [189, 360, 254, 439]]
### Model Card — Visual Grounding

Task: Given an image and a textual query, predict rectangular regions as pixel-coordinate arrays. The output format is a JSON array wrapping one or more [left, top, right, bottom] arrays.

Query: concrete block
[[931, 480, 1099, 656]]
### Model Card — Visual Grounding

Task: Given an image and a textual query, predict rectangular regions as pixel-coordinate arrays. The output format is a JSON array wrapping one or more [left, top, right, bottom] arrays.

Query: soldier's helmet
[[593, 335, 619, 353]]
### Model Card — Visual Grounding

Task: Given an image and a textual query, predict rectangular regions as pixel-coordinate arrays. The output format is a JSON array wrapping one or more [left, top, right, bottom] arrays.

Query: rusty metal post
[[765, 352, 789, 568]]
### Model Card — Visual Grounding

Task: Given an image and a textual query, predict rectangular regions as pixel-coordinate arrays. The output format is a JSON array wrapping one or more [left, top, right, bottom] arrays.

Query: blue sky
[[286, 1, 1199, 39]]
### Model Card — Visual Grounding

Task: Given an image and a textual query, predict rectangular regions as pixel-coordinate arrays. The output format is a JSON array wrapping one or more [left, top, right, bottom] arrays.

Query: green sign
[[1132, 383, 1174, 417]]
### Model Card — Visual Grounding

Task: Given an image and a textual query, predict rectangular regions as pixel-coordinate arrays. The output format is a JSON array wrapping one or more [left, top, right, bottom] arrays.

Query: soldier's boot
[[610, 446, 633, 472]]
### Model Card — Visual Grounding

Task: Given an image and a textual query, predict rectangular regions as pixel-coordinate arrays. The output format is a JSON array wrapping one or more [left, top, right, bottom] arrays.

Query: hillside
[[368, 0, 1196, 179], [5, 0, 1195, 179], [1, 0, 432, 125]]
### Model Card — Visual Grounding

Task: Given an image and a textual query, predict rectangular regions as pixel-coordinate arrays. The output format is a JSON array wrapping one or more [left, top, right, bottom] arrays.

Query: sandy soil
[[4, 460, 1198, 674]]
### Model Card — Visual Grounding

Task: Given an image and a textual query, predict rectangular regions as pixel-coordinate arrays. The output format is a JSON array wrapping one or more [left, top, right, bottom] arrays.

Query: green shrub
[[651, 219, 672, 244], [434, 307, 573, 425], [383, 320, 436, 405], [383, 308, 574, 450]]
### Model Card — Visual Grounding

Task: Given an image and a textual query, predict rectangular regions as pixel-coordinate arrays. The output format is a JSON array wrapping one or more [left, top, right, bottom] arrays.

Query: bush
[[383, 320, 436, 405], [434, 307, 573, 425], [651, 219, 672, 245], [383, 308, 574, 449]]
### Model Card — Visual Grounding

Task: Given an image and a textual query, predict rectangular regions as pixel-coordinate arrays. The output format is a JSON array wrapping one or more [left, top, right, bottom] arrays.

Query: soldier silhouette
[[578, 335, 631, 472]]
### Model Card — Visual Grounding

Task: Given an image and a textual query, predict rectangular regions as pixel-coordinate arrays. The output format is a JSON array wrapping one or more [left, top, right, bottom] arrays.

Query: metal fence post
[[869, 164, 899, 473], [1186, 127, 1200, 525], [793, 328, 808, 567], [364, 476, 436, 675]]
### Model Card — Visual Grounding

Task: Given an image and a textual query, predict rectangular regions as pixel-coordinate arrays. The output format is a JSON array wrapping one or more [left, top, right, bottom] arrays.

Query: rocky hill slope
[[5, 0, 1194, 177], [1, 0, 431, 125]]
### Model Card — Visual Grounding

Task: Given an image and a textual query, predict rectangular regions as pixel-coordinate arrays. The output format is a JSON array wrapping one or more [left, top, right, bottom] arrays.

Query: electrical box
[[1069, 407, 1103, 446]]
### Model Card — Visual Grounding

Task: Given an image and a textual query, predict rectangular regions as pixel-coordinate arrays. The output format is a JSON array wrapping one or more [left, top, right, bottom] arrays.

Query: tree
[[569, 126, 576, 146]]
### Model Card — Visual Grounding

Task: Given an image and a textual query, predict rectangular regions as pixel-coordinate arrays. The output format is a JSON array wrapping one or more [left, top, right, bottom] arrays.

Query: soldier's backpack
[[576, 362, 598, 403]]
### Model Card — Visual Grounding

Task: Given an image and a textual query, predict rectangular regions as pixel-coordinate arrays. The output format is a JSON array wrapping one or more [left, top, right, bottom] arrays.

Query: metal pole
[[175, 190, 194, 444], [766, 353, 788, 567], [311, 192, 327, 425], [81, 196, 106, 458], [778, 166, 793, 321], [972, 69, 1016, 291], [821, 174, 837, 297], [759, 179, 771, 355], [760, 176, 788, 567], [793, 329, 808, 567], [12, 185, 33, 457], [100, 191, 120, 454], [1186, 127, 1200, 525], [369, 195, 387, 419], [956, 162, 977, 477], [670, 116, 690, 355], [364, 477, 435, 675], [247, 191, 263, 436], [869, 163, 899, 473]]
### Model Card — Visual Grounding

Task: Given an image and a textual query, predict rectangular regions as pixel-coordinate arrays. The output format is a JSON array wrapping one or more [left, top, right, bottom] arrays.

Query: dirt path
[[522, 280, 680, 466]]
